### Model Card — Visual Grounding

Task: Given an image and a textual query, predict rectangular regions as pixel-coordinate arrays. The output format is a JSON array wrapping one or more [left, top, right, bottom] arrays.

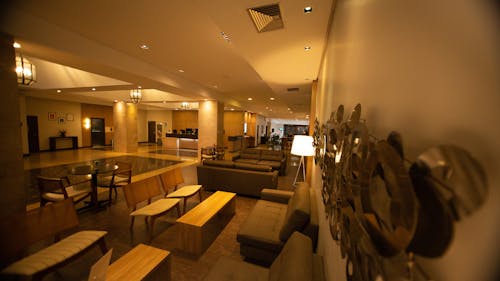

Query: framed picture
[[48, 112, 56, 121], [58, 117, 65, 124], [66, 113, 74, 121]]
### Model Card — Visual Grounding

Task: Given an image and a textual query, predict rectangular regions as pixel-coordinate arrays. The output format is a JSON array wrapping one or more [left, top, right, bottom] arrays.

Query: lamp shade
[[291, 135, 315, 156]]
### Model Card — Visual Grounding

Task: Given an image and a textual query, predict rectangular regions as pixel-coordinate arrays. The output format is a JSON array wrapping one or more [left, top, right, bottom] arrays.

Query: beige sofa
[[232, 148, 287, 175], [197, 160, 279, 197], [237, 183, 319, 265], [203, 232, 325, 281]]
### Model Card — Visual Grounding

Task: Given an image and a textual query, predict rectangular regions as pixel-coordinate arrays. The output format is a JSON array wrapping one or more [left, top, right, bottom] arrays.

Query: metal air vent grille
[[247, 3, 284, 33]]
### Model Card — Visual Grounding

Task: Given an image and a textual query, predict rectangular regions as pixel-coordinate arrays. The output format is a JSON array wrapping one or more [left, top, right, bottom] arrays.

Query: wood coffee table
[[176, 191, 236, 257]]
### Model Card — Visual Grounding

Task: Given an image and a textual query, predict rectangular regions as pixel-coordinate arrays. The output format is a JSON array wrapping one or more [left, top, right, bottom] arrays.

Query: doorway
[[91, 118, 105, 146], [148, 121, 156, 143], [26, 115, 39, 153]]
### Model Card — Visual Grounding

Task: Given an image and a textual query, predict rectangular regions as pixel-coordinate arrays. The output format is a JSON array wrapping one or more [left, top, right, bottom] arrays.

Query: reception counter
[[163, 134, 198, 150]]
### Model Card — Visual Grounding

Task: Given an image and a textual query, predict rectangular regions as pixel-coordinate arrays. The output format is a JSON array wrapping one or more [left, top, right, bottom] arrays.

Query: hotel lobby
[[1, 1, 500, 281]]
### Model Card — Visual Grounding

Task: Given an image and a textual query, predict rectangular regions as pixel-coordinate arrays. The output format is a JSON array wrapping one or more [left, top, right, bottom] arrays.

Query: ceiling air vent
[[247, 3, 284, 33], [287, 87, 300, 92]]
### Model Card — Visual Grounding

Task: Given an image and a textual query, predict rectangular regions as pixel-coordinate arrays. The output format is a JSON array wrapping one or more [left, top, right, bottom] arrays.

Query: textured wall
[[313, 1, 500, 281]]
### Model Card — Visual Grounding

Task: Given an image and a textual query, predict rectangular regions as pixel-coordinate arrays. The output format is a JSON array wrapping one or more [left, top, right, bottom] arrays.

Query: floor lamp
[[291, 135, 315, 186]]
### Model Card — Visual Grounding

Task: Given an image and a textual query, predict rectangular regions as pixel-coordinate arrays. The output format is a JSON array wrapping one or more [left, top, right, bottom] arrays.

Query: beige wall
[[137, 109, 147, 142], [172, 111, 197, 131], [314, 1, 500, 281], [25, 97, 82, 150], [224, 111, 244, 136], [81, 103, 113, 147]]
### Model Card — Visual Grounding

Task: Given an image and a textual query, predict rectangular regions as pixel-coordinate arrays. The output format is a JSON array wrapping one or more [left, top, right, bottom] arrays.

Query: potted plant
[[59, 129, 67, 137]]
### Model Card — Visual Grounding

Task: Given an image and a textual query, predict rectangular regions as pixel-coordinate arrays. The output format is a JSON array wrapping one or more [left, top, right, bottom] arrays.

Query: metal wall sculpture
[[313, 104, 488, 281]]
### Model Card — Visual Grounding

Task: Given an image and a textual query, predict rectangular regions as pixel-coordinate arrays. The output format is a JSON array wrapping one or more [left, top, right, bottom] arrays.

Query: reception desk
[[163, 134, 198, 150]]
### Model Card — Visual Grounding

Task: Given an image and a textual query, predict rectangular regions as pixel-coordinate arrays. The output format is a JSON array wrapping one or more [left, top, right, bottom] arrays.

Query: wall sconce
[[83, 118, 90, 129], [15, 54, 36, 85]]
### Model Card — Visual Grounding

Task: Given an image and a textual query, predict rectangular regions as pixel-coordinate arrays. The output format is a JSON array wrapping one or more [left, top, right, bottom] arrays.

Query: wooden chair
[[37, 175, 92, 207], [158, 168, 202, 214], [97, 161, 132, 206], [122, 177, 181, 242]]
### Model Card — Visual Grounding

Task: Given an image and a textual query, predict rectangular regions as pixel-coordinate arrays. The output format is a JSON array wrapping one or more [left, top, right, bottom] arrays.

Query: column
[[198, 100, 224, 160], [113, 101, 138, 153], [0, 32, 25, 216]]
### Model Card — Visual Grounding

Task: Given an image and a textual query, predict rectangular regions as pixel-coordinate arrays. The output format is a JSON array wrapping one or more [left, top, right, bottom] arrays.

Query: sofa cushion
[[237, 200, 288, 252], [240, 149, 261, 160], [269, 232, 313, 281], [234, 158, 260, 164], [203, 159, 235, 168], [260, 150, 283, 161], [257, 160, 282, 170], [202, 256, 268, 281], [234, 163, 272, 172], [278, 185, 311, 241]]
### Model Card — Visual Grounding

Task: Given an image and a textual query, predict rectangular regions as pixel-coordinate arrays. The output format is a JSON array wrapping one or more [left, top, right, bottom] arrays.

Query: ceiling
[[0, 0, 333, 118]]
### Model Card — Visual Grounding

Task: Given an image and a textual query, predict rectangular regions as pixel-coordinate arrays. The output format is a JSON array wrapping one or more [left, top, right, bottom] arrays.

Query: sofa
[[237, 183, 319, 265], [197, 160, 279, 197], [202, 232, 325, 281], [232, 148, 287, 175]]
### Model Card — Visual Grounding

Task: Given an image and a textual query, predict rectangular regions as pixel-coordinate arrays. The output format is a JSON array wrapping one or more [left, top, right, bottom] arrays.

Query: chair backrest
[[122, 177, 163, 210], [37, 176, 69, 199], [114, 161, 132, 183], [0, 199, 79, 267], [158, 168, 184, 193]]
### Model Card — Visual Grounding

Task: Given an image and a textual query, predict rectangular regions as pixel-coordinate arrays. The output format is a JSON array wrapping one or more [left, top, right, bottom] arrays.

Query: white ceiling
[[1, 0, 333, 118]]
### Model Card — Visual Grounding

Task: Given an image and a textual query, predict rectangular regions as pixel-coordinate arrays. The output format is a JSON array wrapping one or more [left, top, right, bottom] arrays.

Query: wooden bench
[[176, 191, 236, 256], [106, 244, 171, 281], [0, 199, 108, 281], [122, 176, 181, 242], [158, 168, 202, 214]]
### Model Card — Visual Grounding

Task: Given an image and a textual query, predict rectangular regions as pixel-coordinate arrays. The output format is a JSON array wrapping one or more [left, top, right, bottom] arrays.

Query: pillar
[[0, 32, 25, 217], [198, 100, 224, 160], [113, 101, 138, 153]]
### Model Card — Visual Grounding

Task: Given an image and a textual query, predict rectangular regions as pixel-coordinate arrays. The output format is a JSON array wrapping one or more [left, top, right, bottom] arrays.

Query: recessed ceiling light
[[304, 46, 311, 51], [220, 31, 231, 42], [56, 89, 62, 93], [270, 97, 275, 100], [304, 6, 313, 13], [163, 100, 166, 104], [288, 108, 291, 111], [13, 42, 21, 48], [247, 97, 253, 101], [178, 69, 185, 73], [231, 108, 235, 111], [91, 88, 96, 91], [138, 85, 142, 89], [289, 111, 293, 114], [113, 99, 118, 103], [140, 44, 149, 50]]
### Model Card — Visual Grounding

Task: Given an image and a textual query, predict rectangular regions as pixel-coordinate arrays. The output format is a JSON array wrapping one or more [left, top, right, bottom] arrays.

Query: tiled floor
[[21, 144, 299, 281]]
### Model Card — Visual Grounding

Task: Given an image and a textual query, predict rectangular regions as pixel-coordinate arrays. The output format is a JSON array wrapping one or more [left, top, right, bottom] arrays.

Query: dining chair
[[96, 161, 132, 206], [37, 175, 92, 207]]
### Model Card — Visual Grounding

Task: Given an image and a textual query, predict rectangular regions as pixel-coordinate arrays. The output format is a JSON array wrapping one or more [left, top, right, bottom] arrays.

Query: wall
[[19, 94, 28, 154], [172, 110, 197, 131], [0, 33, 24, 217], [313, 1, 500, 281], [81, 103, 113, 147], [25, 97, 82, 150]]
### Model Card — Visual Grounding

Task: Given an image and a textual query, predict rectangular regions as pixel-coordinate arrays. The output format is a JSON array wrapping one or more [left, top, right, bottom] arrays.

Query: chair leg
[[98, 237, 108, 254], [149, 216, 156, 242], [198, 190, 202, 202], [108, 187, 113, 206], [183, 198, 188, 214], [130, 216, 135, 230], [176, 204, 181, 217]]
